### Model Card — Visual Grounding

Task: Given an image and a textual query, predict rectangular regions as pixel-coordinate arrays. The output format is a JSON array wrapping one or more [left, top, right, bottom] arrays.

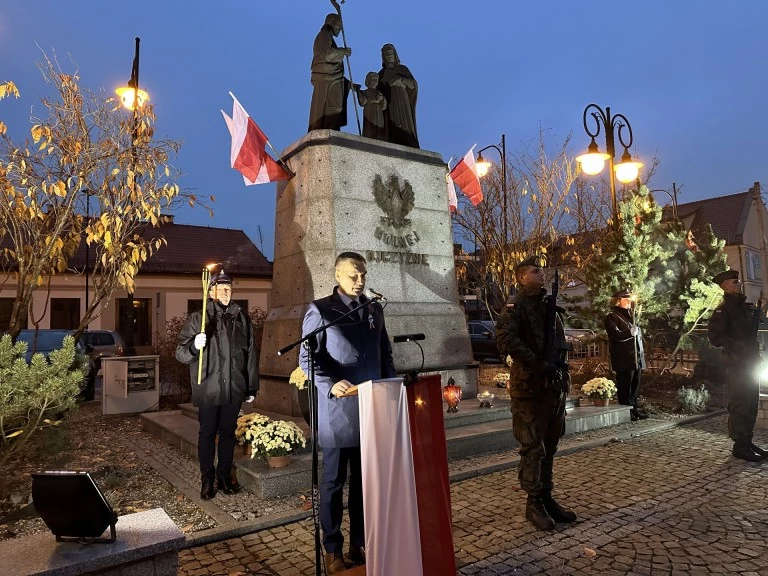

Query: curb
[[181, 409, 727, 548]]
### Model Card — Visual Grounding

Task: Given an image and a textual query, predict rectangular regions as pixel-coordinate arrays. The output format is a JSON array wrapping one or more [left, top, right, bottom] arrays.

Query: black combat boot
[[750, 443, 768, 459], [200, 479, 216, 500], [733, 443, 762, 462], [542, 493, 577, 523], [525, 495, 555, 531], [216, 475, 242, 495]]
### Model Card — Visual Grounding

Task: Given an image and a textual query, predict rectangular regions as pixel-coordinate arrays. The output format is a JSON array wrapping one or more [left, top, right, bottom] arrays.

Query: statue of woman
[[378, 44, 418, 148]]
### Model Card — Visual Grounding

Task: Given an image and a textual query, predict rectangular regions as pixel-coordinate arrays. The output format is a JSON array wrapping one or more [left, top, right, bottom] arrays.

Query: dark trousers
[[616, 370, 641, 408], [727, 368, 759, 446], [320, 446, 364, 553], [197, 403, 240, 483], [510, 390, 566, 496]]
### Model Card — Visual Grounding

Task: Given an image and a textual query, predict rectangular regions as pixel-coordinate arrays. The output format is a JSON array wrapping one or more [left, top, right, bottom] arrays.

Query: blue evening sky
[[1, 1, 766, 259]]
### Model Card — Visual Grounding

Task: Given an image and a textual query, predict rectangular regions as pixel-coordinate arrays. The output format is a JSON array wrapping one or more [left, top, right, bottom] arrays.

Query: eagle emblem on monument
[[372, 174, 414, 229]]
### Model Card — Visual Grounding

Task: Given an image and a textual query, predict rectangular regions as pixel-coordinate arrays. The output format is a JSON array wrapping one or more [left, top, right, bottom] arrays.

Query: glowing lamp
[[475, 152, 491, 178], [115, 86, 149, 111], [442, 377, 462, 413], [576, 138, 609, 175]]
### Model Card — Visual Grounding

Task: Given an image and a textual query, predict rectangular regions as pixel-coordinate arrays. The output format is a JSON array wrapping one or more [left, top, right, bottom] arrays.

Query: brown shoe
[[325, 552, 348, 574], [346, 544, 366, 566]]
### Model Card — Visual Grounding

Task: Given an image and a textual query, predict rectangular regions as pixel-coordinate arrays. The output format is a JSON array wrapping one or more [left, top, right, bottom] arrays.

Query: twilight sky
[[1, 1, 766, 259]]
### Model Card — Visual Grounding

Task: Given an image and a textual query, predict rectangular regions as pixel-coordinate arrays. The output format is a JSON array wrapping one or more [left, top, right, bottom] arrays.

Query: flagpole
[[228, 91, 295, 178], [330, 0, 362, 136]]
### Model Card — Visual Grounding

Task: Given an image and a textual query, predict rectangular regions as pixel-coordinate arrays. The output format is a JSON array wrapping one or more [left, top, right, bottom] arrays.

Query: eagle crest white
[[373, 174, 414, 230]]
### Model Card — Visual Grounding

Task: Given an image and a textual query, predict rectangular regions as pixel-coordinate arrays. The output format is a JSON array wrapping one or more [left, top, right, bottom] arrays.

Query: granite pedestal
[[257, 130, 476, 417]]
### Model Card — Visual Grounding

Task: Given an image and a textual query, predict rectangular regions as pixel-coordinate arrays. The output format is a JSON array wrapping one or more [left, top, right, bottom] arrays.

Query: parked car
[[79, 329, 125, 362], [468, 320, 503, 362], [15, 329, 96, 401]]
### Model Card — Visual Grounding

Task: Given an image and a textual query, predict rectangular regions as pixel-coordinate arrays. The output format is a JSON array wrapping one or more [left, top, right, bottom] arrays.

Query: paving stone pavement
[[178, 415, 768, 575]]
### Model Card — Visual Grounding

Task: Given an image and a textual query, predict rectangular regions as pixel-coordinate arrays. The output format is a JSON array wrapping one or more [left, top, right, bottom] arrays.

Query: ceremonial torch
[[197, 263, 217, 385]]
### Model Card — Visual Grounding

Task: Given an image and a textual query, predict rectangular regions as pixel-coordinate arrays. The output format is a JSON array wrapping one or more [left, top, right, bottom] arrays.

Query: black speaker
[[31, 470, 118, 543]]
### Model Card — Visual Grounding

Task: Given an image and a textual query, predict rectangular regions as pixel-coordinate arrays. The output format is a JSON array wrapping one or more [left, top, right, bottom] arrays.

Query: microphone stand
[[277, 296, 379, 576]]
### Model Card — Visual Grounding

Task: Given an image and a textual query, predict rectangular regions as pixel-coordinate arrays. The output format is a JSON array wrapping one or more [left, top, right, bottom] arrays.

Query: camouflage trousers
[[510, 389, 566, 496]]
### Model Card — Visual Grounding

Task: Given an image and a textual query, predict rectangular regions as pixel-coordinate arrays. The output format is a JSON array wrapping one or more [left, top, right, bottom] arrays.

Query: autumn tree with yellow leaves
[[0, 56, 212, 338]]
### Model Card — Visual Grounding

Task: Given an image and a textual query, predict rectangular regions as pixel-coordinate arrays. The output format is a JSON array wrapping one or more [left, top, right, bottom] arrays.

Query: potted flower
[[580, 377, 617, 407], [235, 412, 271, 454], [289, 366, 311, 425], [244, 416, 307, 468], [493, 372, 510, 389]]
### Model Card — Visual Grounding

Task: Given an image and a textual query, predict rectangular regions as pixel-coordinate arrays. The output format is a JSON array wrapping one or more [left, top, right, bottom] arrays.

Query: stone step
[[444, 404, 630, 460], [141, 400, 625, 499]]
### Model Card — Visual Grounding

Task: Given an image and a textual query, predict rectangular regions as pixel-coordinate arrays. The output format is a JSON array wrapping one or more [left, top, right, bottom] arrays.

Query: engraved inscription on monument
[[369, 173, 428, 266]]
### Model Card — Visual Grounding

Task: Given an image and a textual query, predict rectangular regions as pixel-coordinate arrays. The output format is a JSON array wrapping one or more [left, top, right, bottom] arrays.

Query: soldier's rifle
[[543, 268, 567, 391]]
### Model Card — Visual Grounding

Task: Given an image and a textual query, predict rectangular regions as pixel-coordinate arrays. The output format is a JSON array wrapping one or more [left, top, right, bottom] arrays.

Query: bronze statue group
[[308, 13, 419, 149]]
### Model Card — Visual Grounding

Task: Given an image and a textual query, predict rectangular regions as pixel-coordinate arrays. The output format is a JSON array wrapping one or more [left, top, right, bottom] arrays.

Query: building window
[[747, 251, 762, 281], [187, 299, 249, 314], [50, 298, 80, 329], [0, 298, 27, 331]]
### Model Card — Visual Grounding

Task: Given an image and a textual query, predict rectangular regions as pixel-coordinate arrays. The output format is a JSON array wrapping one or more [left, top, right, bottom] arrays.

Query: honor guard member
[[605, 289, 648, 421], [708, 269, 768, 462], [496, 255, 577, 530]]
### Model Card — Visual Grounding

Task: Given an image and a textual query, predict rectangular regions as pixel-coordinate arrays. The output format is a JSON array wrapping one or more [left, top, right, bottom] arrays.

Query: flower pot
[[592, 398, 610, 407], [241, 444, 252, 456], [267, 455, 291, 468]]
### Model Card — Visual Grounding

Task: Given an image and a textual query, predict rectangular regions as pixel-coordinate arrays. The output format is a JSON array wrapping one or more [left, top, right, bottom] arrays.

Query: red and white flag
[[449, 145, 483, 206], [445, 157, 458, 213], [221, 93, 291, 185]]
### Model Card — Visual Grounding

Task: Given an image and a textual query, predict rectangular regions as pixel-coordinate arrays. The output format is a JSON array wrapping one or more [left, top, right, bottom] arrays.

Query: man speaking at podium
[[300, 251, 397, 574]]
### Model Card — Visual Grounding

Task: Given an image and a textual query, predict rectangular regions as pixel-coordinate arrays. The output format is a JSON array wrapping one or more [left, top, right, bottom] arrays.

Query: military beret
[[209, 270, 233, 287], [613, 289, 632, 299], [515, 255, 545, 271], [712, 270, 738, 285]]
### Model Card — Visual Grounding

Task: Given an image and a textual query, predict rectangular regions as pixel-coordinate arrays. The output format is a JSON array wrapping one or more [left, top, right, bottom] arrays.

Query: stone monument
[[256, 130, 476, 416]]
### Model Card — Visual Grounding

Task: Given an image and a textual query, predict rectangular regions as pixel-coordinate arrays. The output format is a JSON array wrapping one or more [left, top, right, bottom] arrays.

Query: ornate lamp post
[[475, 133, 507, 243], [576, 104, 643, 229], [115, 37, 149, 355]]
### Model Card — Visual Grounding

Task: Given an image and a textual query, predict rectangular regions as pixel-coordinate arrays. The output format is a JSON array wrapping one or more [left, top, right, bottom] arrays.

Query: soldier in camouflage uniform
[[496, 256, 577, 530], [708, 269, 768, 462]]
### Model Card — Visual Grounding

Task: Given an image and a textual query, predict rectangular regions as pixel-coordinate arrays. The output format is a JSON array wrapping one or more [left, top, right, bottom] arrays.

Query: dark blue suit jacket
[[300, 287, 397, 447]]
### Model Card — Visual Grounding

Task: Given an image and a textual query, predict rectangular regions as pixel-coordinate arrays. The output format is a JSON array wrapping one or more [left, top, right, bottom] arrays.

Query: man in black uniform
[[496, 256, 577, 530], [604, 289, 648, 421], [176, 271, 259, 498], [708, 269, 768, 462]]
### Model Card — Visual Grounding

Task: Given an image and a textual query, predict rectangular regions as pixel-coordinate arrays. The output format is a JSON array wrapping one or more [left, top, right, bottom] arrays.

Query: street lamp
[[576, 104, 643, 229], [475, 133, 507, 243], [115, 37, 149, 355], [649, 183, 679, 221]]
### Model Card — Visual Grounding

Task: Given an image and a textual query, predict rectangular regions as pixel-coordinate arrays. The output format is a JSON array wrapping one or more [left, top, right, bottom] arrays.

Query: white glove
[[630, 326, 639, 337], [245, 395, 255, 403], [194, 333, 207, 351]]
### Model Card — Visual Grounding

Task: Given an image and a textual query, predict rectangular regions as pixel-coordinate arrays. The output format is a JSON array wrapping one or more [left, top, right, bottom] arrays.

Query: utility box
[[102, 355, 160, 415]]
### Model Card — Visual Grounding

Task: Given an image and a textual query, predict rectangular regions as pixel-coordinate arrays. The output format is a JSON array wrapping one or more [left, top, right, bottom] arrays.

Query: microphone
[[393, 333, 425, 343], [365, 287, 386, 301]]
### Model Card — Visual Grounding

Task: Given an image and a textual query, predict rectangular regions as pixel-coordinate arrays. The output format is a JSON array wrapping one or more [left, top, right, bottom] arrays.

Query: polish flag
[[221, 93, 291, 185], [358, 376, 456, 576], [445, 157, 458, 213], [449, 145, 483, 206]]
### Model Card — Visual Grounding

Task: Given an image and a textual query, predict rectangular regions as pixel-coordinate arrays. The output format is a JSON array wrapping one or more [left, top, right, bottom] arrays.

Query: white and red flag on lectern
[[221, 92, 291, 185], [449, 145, 483, 206], [358, 376, 456, 576]]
